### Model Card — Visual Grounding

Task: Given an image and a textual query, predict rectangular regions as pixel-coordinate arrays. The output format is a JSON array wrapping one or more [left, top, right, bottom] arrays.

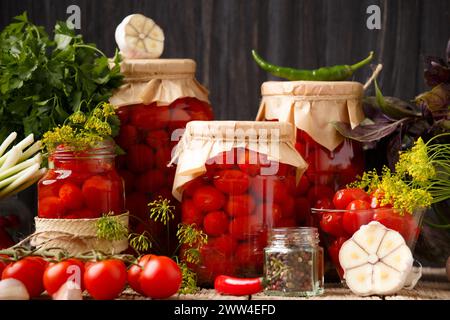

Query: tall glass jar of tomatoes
[[170, 121, 308, 286], [38, 140, 125, 219], [110, 59, 213, 253], [257, 81, 365, 214]]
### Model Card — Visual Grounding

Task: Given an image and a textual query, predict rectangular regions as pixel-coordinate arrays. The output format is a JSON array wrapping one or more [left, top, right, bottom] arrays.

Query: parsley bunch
[[0, 12, 123, 141]]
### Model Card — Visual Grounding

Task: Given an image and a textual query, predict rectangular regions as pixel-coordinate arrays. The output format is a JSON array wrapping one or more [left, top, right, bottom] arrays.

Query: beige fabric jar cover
[[170, 121, 308, 201], [256, 81, 365, 151], [109, 59, 210, 107]]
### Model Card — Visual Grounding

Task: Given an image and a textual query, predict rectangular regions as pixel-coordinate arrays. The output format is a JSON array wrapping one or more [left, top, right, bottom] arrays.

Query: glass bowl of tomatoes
[[311, 188, 425, 279]]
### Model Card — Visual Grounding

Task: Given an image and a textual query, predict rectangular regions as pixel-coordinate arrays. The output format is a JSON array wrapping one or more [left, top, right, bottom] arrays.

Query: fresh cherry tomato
[[128, 144, 155, 173], [84, 259, 127, 300], [193, 186, 226, 212], [214, 275, 263, 296], [342, 200, 373, 235], [320, 211, 347, 237], [373, 209, 418, 243], [43, 258, 85, 295], [38, 196, 65, 218], [139, 256, 182, 299], [2, 256, 47, 298], [213, 170, 250, 195], [332, 188, 370, 210], [59, 183, 84, 211], [225, 194, 255, 217], [203, 211, 229, 236], [181, 199, 203, 226], [314, 197, 334, 209], [127, 254, 154, 295]]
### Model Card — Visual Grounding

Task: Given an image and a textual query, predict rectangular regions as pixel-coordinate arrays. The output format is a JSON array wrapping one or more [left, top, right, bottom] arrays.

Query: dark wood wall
[[1, 0, 449, 120]]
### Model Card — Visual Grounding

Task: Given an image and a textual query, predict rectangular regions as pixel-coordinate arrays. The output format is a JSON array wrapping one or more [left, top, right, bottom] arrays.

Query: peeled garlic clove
[[0, 279, 30, 300], [339, 221, 414, 296], [53, 281, 83, 300], [115, 14, 164, 59]]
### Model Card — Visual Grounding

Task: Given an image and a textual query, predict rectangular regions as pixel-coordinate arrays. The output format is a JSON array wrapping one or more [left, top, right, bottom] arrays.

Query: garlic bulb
[[339, 221, 414, 296], [115, 14, 165, 59], [0, 279, 30, 300]]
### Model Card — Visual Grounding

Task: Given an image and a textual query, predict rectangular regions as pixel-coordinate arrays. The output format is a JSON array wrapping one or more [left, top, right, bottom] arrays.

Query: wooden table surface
[[117, 268, 450, 300]]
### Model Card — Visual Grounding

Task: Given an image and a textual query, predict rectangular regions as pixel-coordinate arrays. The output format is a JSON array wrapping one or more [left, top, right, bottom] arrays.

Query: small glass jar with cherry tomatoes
[[38, 141, 125, 219], [257, 81, 366, 215], [171, 121, 308, 286], [110, 59, 213, 251], [311, 188, 425, 279]]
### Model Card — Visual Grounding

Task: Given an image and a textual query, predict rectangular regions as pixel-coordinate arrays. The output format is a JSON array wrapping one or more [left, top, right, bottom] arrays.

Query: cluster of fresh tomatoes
[[294, 130, 365, 216], [0, 254, 181, 300], [114, 98, 213, 238], [38, 155, 125, 219], [314, 187, 420, 277], [181, 148, 311, 285]]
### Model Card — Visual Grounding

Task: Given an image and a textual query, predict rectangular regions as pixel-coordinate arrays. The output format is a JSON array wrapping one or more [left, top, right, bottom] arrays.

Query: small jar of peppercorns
[[170, 121, 308, 286], [264, 227, 324, 297]]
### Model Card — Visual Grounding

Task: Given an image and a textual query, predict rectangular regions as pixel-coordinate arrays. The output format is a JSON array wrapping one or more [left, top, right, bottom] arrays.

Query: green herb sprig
[[0, 12, 123, 141]]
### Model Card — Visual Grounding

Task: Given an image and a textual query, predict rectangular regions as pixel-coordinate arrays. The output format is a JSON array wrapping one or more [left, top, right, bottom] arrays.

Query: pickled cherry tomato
[[136, 170, 166, 194], [128, 145, 154, 173], [332, 188, 370, 210], [145, 130, 169, 149], [213, 170, 250, 195], [294, 175, 310, 196], [66, 208, 97, 219], [256, 203, 283, 227], [206, 150, 236, 171], [38, 196, 65, 218], [193, 186, 226, 212], [169, 108, 191, 132], [116, 107, 130, 124], [225, 194, 256, 217], [307, 185, 334, 205], [295, 197, 311, 223], [131, 104, 169, 130], [342, 200, 373, 235], [181, 199, 203, 226], [58, 183, 84, 211], [116, 125, 138, 150], [320, 211, 347, 237], [250, 176, 288, 204], [82, 175, 123, 215], [229, 216, 262, 240], [183, 177, 206, 198], [314, 198, 334, 210], [235, 242, 264, 269], [209, 235, 237, 256], [203, 211, 228, 236], [237, 149, 269, 177], [281, 196, 295, 218]]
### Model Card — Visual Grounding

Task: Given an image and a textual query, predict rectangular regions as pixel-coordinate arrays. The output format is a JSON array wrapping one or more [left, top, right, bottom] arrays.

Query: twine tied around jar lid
[[256, 81, 365, 151], [169, 121, 308, 201], [109, 58, 210, 107], [19, 213, 130, 255]]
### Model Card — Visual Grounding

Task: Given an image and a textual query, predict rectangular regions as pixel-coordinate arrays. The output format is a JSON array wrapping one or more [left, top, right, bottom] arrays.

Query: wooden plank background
[[1, 0, 449, 267], [1, 0, 449, 121]]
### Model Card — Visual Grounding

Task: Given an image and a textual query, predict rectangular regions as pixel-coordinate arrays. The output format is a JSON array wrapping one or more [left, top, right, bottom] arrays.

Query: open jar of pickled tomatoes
[[110, 59, 213, 252], [257, 81, 365, 214], [170, 121, 307, 286], [38, 140, 125, 219]]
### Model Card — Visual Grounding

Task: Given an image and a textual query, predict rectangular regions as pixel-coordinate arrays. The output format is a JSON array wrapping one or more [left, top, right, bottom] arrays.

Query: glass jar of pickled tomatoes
[[257, 81, 365, 214], [171, 121, 308, 286], [110, 59, 213, 251], [38, 141, 125, 219]]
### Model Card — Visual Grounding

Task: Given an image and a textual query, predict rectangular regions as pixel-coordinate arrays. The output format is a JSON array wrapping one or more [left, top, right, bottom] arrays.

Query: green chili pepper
[[252, 50, 374, 81]]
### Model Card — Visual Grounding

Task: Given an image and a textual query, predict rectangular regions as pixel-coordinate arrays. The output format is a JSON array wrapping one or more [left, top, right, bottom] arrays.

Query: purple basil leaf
[[386, 132, 403, 170], [415, 83, 450, 112], [332, 118, 408, 143], [424, 55, 450, 87]]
